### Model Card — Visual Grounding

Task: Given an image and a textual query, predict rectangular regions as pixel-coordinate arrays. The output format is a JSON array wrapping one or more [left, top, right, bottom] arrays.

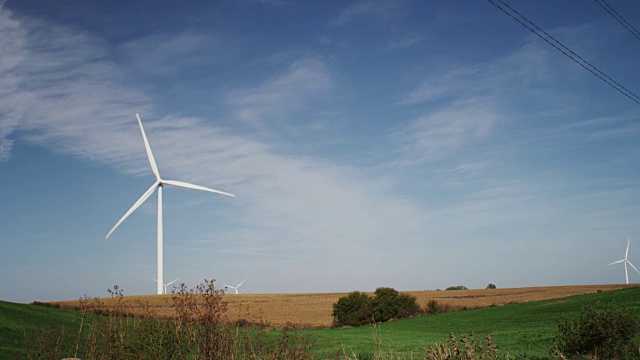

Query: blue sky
[[1, 0, 639, 302]]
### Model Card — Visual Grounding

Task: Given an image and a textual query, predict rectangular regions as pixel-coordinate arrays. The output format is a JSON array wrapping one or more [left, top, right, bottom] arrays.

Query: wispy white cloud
[[0, 10, 151, 165], [0, 8, 430, 283], [225, 58, 332, 128], [0, 11, 26, 160], [391, 97, 498, 164], [399, 41, 555, 106], [119, 31, 222, 76], [329, 0, 404, 27], [385, 32, 423, 50]]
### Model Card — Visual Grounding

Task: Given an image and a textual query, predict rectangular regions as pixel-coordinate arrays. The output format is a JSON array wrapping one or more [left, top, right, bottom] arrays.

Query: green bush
[[332, 291, 372, 327], [445, 285, 468, 291], [425, 300, 454, 315], [332, 287, 422, 326], [486, 283, 496, 289], [396, 293, 422, 319], [372, 287, 400, 322], [554, 302, 640, 359]]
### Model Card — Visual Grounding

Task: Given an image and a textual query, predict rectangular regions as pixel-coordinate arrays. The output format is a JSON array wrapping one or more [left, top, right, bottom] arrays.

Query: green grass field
[[0, 301, 84, 359], [311, 286, 640, 358], [1, 287, 639, 359]]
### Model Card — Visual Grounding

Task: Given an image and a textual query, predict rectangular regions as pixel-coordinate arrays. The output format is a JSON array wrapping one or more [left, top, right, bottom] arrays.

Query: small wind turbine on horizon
[[608, 238, 640, 284], [153, 277, 180, 294], [224, 279, 246, 294], [106, 114, 235, 295]]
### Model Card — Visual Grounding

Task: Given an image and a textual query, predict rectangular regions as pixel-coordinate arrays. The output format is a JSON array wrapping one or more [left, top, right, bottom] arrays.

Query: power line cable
[[595, 0, 640, 42], [486, 0, 640, 105], [492, 0, 640, 104]]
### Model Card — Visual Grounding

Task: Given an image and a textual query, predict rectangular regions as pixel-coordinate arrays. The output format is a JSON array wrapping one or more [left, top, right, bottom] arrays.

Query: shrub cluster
[[554, 302, 640, 359], [486, 283, 497, 289], [30, 301, 60, 308], [332, 287, 421, 327], [445, 285, 468, 291], [425, 300, 454, 315]]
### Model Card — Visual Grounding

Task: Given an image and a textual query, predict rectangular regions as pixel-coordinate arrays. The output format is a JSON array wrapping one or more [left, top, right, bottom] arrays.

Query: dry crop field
[[54, 284, 632, 328]]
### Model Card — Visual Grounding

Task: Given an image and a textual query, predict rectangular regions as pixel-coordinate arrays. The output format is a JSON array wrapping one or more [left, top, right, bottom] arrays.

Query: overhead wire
[[595, 0, 640, 42], [486, 0, 640, 105]]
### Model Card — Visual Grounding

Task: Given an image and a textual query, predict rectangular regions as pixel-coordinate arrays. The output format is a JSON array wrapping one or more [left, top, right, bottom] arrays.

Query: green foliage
[[554, 302, 640, 359], [486, 284, 497, 290], [332, 291, 372, 327], [372, 287, 400, 322], [446, 285, 468, 290], [425, 300, 454, 315], [332, 287, 422, 326], [314, 287, 640, 358], [21, 281, 315, 359], [426, 332, 498, 360], [395, 293, 422, 319], [30, 301, 60, 308]]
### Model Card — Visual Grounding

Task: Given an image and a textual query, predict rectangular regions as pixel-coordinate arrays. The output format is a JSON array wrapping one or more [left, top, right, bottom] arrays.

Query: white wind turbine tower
[[106, 114, 235, 295], [224, 279, 246, 294], [154, 277, 180, 294], [608, 238, 640, 284]]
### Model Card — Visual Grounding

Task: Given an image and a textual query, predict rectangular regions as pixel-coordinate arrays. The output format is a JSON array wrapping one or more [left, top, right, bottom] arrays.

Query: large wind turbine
[[224, 279, 246, 294], [106, 114, 235, 295], [154, 277, 180, 294], [608, 238, 640, 284]]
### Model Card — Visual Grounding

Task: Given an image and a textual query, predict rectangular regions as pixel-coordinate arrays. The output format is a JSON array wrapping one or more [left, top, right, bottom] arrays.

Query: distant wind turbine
[[106, 114, 235, 295], [608, 238, 640, 284], [153, 277, 180, 294], [224, 279, 246, 294]]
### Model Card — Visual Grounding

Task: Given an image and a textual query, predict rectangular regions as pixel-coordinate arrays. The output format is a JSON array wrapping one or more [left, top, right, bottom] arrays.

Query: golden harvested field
[[55, 284, 632, 328]]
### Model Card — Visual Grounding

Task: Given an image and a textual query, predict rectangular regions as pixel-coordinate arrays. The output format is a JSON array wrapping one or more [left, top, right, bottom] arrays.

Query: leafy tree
[[396, 293, 421, 318], [486, 283, 497, 289], [372, 287, 400, 322], [332, 291, 372, 327]]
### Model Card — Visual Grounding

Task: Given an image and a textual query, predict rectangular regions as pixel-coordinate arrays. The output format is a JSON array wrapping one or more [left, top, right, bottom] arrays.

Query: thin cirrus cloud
[[0, 10, 151, 165], [329, 0, 405, 27], [391, 98, 498, 165], [119, 31, 222, 76], [225, 58, 332, 127], [0, 8, 430, 264]]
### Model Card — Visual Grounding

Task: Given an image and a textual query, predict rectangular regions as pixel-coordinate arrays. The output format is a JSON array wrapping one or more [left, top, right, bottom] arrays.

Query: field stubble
[[54, 284, 631, 328]]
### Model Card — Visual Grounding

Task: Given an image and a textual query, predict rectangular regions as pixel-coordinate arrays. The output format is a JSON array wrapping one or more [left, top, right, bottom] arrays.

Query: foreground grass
[[2, 286, 639, 359], [0, 300, 84, 359], [311, 286, 640, 358]]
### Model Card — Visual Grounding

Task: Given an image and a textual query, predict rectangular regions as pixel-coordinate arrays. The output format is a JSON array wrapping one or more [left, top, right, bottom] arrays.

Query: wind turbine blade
[[136, 114, 161, 182], [628, 261, 640, 277], [162, 179, 235, 198], [105, 182, 158, 239], [608, 259, 625, 266], [167, 278, 180, 286], [626, 238, 630, 259], [237, 279, 246, 287]]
